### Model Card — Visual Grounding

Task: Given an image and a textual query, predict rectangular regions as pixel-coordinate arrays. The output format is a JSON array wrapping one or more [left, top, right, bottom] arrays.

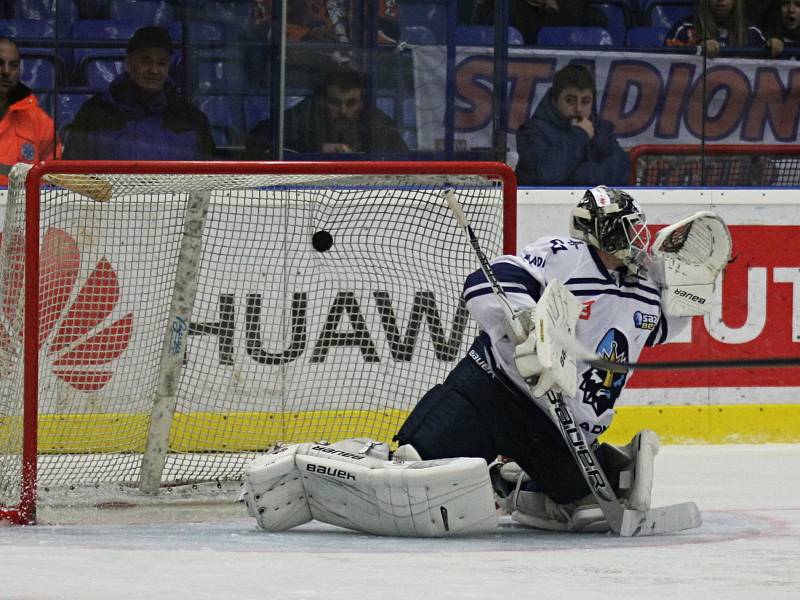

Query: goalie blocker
[[239, 439, 497, 537]]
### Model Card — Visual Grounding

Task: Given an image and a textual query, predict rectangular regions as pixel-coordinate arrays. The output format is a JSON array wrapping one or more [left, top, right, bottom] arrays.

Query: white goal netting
[[0, 162, 511, 521]]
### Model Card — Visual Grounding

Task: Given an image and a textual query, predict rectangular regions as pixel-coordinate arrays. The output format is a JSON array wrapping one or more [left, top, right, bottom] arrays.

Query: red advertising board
[[630, 225, 800, 388]]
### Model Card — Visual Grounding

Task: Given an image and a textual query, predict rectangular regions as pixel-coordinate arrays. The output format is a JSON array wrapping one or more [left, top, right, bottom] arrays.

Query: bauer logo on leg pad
[[306, 463, 356, 480]]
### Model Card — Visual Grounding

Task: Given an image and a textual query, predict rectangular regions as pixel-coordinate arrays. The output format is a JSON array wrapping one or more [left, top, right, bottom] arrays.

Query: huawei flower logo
[[0, 228, 133, 392]]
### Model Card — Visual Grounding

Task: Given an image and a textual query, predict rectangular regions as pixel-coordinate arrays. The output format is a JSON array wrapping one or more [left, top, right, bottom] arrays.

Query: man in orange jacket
[[0, 37, 61, 186]]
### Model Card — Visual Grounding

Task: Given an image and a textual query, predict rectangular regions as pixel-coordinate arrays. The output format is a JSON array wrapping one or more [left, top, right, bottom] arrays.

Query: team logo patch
[[633, 311, 658, 330], [579, 328, 629, 417], [21, 142, 35, 161]]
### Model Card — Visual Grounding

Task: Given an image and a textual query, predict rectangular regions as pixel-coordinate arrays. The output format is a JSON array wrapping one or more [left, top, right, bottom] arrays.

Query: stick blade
[[43, 173, 113, 202], [619, 502, 702, 537]]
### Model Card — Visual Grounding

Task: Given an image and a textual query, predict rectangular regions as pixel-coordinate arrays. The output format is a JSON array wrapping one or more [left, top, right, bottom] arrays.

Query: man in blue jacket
[[63, 26, 216, 160], [515, 64, 629, 186]]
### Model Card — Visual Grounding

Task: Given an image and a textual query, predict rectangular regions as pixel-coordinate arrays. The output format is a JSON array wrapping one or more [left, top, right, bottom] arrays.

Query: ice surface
[[1, 445, 799, 600]]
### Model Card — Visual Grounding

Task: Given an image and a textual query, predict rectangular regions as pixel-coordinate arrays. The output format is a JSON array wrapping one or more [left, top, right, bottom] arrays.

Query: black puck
[[312, 230, 333, 252]]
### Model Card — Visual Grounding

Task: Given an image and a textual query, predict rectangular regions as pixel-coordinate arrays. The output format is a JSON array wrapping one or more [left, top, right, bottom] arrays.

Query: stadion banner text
[[412, 47, 800, 151]]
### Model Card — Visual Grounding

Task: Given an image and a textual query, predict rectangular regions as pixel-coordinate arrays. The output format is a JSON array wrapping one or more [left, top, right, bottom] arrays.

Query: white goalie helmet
[[570, 186, 651, 278]]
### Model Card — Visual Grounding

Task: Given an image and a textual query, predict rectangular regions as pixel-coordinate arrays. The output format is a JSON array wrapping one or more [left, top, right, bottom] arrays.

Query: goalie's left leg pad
[[298, 443, 497, 536], [602, 429, 660, 512], [239, 443, 313, 532]]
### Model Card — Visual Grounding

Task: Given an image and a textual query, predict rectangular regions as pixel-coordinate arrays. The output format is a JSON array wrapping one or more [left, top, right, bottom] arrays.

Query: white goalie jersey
[[463, 236, 690, 443]]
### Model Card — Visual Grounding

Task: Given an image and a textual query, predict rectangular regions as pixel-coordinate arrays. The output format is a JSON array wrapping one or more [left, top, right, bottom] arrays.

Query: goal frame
[[629, 144, 800, 186], [0, 159, 517, 525]]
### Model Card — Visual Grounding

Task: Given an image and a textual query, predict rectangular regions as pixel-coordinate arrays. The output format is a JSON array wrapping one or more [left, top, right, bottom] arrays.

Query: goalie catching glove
[[512, 280, 581, 397], [651, 211, 732, 316]]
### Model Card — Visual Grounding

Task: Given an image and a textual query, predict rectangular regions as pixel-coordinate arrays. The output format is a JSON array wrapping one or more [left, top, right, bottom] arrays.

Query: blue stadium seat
[[199, 1, 251, 38], [537, 26, 614, 47], [647, 3, 692, 30], [640, 0, 691, 11], [626, 26, 667, 47], [167, 20, 226, 44], [108, 0, 175, 27], [54, 92, 92, 135], [84, 56, 124, 89], [174, 52, 246, 93], [398, 1, 447, 44], [454, 26, 524, 46], [14, 0, 77, 33], [196, 95, 244, 148], [243, 94, 268, 133], [203, 0, 251, 22], [400, 25, 436, 45], [19, 53, 56, 88], [592, 2, 628, 46], [35, 92, 53, 117], [71, 19, 144, 85], [74, 1, 113, 20], [0, 17, 55, 38]]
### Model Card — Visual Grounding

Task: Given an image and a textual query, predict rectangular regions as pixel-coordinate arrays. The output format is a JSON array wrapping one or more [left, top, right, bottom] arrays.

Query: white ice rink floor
[[1, 444, 799, 600]]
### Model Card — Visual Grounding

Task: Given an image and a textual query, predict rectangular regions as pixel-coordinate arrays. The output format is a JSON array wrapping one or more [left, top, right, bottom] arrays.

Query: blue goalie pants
[[394, 345, 613, 505]]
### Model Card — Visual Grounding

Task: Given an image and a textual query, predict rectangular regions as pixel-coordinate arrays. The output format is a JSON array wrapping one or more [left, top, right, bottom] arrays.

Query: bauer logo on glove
[[650, 211, 732, 317]]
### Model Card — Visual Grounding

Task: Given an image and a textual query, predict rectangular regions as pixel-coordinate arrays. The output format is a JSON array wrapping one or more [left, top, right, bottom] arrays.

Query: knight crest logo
[[579, 328, 629, 417], [0, 228, 134, 392]]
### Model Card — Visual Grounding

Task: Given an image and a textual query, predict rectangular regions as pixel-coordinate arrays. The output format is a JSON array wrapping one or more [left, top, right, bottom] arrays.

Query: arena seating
[[14, 0, 78, 32], [644, 1, 692, 30], [0, 0, 783, 158], [107, 0, 174, 27], [71, 19, 142, 86], [625, 26, 668, 48], [453, 26, 524, 46], [537, 26, 615, 47], [592, 2, 629, 46], [196, 94, 244, 148]]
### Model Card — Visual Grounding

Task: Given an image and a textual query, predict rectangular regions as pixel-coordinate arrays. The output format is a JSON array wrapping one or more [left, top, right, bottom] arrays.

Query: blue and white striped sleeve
[[463, 255, 544, 343]]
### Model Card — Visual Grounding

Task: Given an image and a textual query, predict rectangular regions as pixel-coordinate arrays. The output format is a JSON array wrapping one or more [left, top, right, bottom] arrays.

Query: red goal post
[[629, 144, 800, 186], [0, 160, 516, 525]]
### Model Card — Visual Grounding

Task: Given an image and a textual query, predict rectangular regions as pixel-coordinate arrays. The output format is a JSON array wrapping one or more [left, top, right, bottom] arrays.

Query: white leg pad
[[240, 444, 313, 532], [241, 439, 497, 537], [625, 430, 659, 511]]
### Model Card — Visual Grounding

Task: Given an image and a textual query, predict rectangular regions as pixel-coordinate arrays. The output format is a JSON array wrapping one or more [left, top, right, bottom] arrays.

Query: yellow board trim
[[3, 404, 798, 454], [603, 404, 800, 445]]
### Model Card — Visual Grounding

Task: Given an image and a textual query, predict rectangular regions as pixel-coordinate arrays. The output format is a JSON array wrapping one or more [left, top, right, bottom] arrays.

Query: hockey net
[[630, 144, 800, 186], [0, 160, 515, 524]]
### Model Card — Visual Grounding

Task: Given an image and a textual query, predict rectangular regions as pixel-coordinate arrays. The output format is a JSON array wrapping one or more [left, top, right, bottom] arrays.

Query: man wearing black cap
[[63, 26, 216, 160]]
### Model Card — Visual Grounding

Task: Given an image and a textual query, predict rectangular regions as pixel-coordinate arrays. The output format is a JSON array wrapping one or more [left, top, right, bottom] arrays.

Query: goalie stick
[[444, 187, 702, 537], [2, 163, 113, 202]]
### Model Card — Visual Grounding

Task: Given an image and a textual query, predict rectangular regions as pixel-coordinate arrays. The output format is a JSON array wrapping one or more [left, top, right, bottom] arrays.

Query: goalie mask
[[570, 186, 651, 278]]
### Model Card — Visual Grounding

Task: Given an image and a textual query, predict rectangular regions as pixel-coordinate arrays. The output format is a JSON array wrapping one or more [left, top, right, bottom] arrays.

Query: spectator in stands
[[763, 0, 800, 54], [63, 26, 216, 160], [0, 38, 61, 186], [242, 1, 398, 88], [242, 1, 398, 44], [245, 64, 408, 157], [664, 0, 777, 58], [514, 64, 629, 187], [471, 0, 607, 45]]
